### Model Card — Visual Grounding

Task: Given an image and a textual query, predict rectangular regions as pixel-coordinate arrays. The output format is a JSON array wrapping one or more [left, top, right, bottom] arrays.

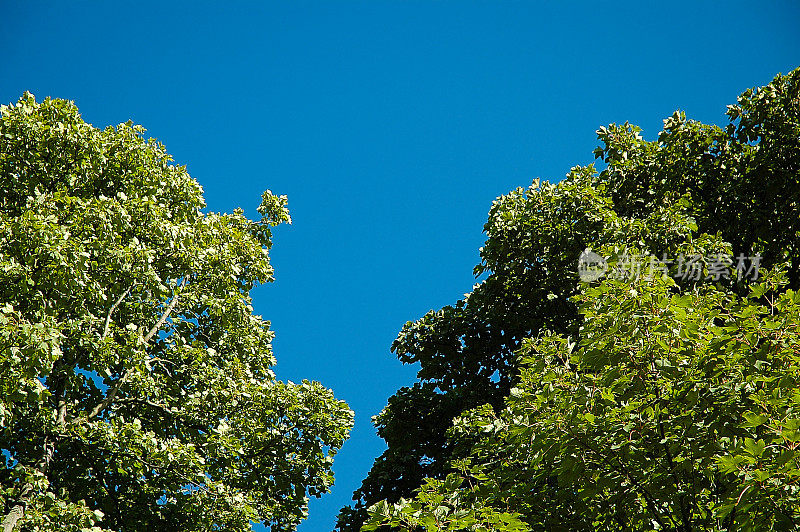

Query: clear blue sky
[[2, 2, 798, 530]]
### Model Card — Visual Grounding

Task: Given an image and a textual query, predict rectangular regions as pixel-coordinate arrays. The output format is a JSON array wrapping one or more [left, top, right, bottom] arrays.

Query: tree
[[366, 267, 800, 530], [0, 93, 353, 532], [347, 67, 800, 530]]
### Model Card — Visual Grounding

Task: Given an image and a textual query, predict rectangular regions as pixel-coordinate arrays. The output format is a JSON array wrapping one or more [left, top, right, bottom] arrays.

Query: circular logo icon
[[578, 249, 607, 282]]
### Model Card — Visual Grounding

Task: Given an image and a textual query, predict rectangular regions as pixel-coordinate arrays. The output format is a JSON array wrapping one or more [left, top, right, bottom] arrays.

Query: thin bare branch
[[101, 286, 132, 340], [88, 278, 188, 421], [87, 371, 130, 420], [2, 488, 30, 532], [1, 442, 54, 532], [142, 278, 187, 344]]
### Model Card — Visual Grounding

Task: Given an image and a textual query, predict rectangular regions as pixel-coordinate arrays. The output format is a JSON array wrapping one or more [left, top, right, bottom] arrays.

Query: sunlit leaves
[[0, 94, 352, 531]]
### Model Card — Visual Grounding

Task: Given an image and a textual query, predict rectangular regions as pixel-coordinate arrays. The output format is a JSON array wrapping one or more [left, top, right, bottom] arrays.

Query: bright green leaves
[[741, 411, 769, 429], [251, 189, 291, 254], [257, 189, 292, 227], [382, 272, 800, 531], [0, 303, 61, 432], [0, 94, 351, 531], [363, 472, 530, 532]]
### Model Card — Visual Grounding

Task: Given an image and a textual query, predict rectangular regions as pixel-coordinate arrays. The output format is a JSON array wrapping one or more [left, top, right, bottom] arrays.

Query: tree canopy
[[343, 68, 800, 530], [0, 93, 353, 531]]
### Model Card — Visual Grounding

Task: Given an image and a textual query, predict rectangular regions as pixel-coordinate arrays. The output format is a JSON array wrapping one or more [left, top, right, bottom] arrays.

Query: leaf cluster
[[355, 68, 800, 531], [0, 94, 353, 531]]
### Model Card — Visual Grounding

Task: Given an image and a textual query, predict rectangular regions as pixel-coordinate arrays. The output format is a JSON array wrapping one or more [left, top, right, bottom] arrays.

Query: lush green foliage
[[366, 268, 800, 530], [0, 94, 353, 531], [353, 68, 800, 531]]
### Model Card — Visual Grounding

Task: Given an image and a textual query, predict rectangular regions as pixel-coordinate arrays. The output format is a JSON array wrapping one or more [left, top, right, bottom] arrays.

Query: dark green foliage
[[351, 68, 800, 531]]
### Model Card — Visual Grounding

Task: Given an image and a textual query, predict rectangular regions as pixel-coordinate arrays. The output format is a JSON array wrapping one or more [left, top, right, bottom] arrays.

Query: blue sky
[[2, 2, 798, 530]]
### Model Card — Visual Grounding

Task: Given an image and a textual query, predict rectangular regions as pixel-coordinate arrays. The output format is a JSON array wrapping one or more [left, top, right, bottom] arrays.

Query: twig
[[101, 286, 132, 340], [88, 278, 187, 420], [142, 278, 186, 344]]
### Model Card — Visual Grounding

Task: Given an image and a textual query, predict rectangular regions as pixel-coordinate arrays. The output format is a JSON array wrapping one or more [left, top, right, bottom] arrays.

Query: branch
[[101, 286, 132, 340], [1, 443, 54, 532], [87, 371, 130, 420], [88, 278, 187, 421], [56, 397, 67, 427], [45, 288, 130, 434], [1, 491, 28, 532], [142, 278, 186, 344], [114, 397, 175, 416]]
